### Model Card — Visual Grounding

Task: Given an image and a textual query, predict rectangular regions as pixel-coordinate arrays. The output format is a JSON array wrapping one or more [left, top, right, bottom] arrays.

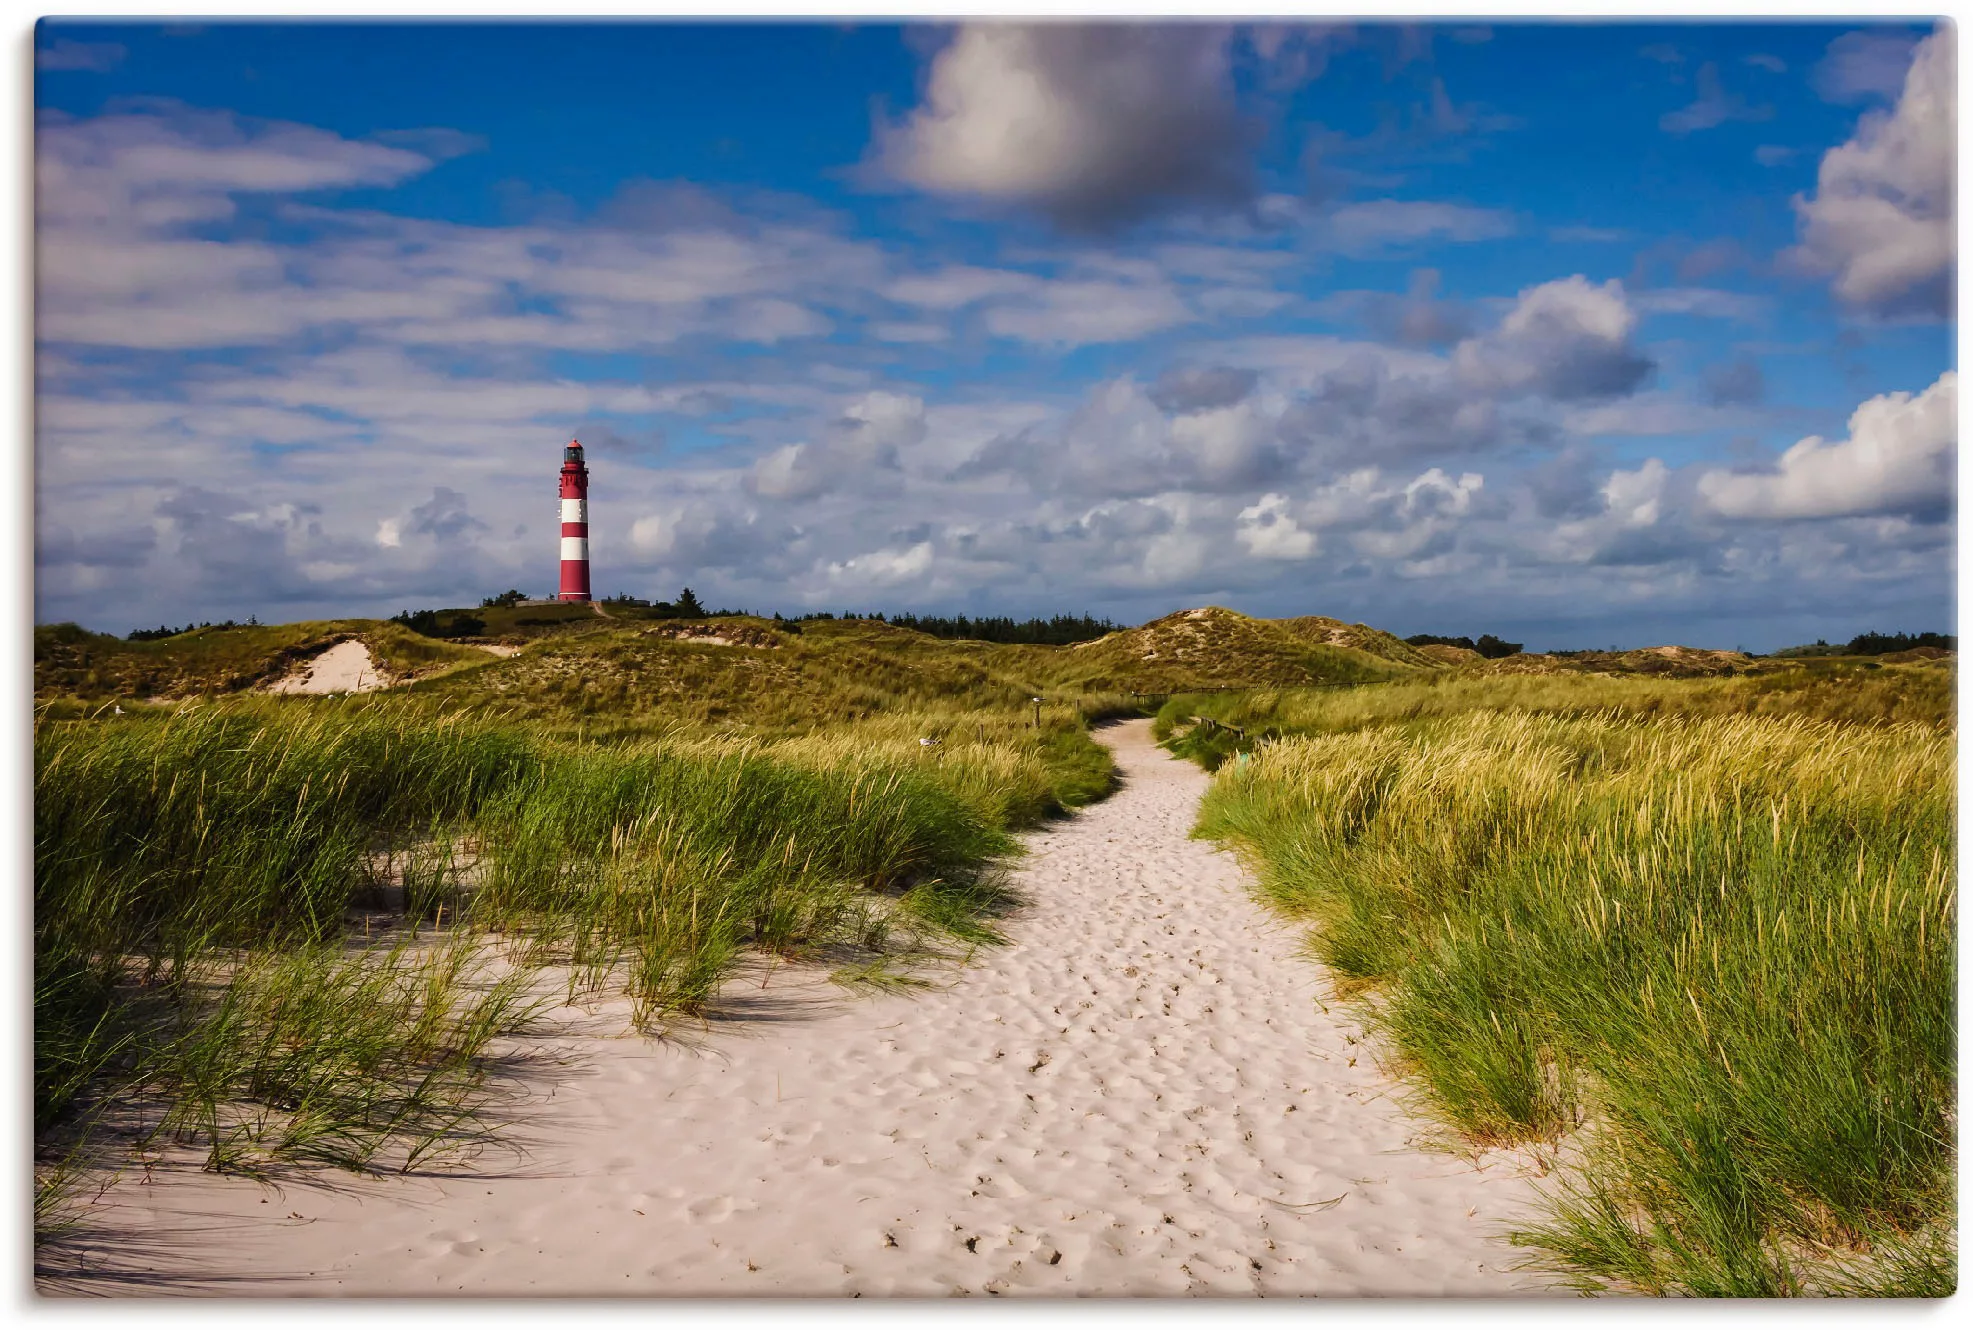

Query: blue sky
[[33, 20, 1955, 649]]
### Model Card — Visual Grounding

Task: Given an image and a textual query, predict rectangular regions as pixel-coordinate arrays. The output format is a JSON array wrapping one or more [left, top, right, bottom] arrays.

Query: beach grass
[[1155, 657, 1951, 753], [34, 688, 1117, 1229], [1194, 701, 1954, 1295]]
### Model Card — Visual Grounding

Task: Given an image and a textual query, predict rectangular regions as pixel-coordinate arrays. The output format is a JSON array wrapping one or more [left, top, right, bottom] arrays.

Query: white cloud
[[1403, 468, 1484, 518], [1698, 371, 1954, 521], [826, 541, 935, 587], [877, 23, 1255, 229], [28, 100, 1954, 645], [1604, 458, 1669, 527], [1791, 27, 1953, 317], [1236, 493, 1316, 559]]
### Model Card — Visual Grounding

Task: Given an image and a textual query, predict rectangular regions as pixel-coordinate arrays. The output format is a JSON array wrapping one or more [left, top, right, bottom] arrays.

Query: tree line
[[1405, 632, 1523, 659], [779, 610, 1119, 646]]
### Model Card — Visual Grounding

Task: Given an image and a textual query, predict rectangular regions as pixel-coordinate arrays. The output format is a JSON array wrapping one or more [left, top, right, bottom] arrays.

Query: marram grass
[[36, 696, 1110, 1231], [1196, 708, 1954, 1296]]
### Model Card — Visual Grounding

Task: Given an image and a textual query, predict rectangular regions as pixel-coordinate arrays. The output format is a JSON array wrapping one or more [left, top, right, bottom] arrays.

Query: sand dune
[[264, 640, 389, 695], [46, 720, 1557, 1297]]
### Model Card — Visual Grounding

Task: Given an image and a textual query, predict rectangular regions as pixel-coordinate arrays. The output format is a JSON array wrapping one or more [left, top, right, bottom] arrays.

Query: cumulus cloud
[[1698, 371, 1954, 521], [826, 541, 936, 589], [1791, 28, 1953, 318], [29, 96, 1953, 647], [747, 391, 924, 499], [1453, 276, 1653, 400], [1235, 493, 1316, 559], [877, 23, 1257, 229], [1603, 458, 1670, 527], [628, 501, 770, 572]]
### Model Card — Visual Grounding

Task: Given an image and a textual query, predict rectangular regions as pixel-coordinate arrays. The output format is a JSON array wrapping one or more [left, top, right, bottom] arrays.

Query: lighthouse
[[557, 438, 591, 602]]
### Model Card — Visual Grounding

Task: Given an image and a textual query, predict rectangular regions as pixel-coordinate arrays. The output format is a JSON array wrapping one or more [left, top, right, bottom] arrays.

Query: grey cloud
[[1360, 268, 1475, 347], [1702, 356, 1766, 407], [36, 523, 157, 569], [878, 24, 1259, 230], [1148, 366, 1258, 413], [1523, 446, 1609, 520], [407, 487, 487, 543], [746, 391, 924, 500], [1454, 276, 1654, 401], [1279, 356, 1505, 463]]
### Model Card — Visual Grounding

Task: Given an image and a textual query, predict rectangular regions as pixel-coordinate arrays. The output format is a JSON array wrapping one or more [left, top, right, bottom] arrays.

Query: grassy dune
[[1191, 686, 1955, 1295], [34, 678, 1115, 1232], [1155, 658, 1952, 770], [34, 606, 1443, 713], [38, 605, 1955, 1288], [34, 619, 496, 702]]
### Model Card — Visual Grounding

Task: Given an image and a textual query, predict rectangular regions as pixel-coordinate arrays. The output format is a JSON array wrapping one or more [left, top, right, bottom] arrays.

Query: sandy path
[[264, 640, 388, 695], [48, 720, 1555, 1297]]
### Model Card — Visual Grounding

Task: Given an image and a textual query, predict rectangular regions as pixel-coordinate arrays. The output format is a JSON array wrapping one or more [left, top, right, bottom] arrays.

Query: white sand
[[264, 640, 389, 695], [44, 721, 1557, 1297]]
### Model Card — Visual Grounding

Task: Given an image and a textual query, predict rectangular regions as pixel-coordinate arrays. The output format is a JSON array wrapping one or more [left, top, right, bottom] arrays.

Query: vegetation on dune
[[1186, 671, 1955, 1296], [1154, 660, 1953, 771], [34, 631, 1122, 1238], [35, 619, 496, 701], [1060, 607, 1421, 691], [35, 599, 1958, 1287]]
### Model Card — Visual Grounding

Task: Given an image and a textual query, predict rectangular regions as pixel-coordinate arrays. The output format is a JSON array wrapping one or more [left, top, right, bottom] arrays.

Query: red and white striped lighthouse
[[557, 438, 591, 602]]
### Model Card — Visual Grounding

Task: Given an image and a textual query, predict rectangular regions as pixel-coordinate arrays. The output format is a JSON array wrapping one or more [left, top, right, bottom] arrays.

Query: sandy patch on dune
[[43, 721, 1559, 1298], [264, 640, 389, 695]]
